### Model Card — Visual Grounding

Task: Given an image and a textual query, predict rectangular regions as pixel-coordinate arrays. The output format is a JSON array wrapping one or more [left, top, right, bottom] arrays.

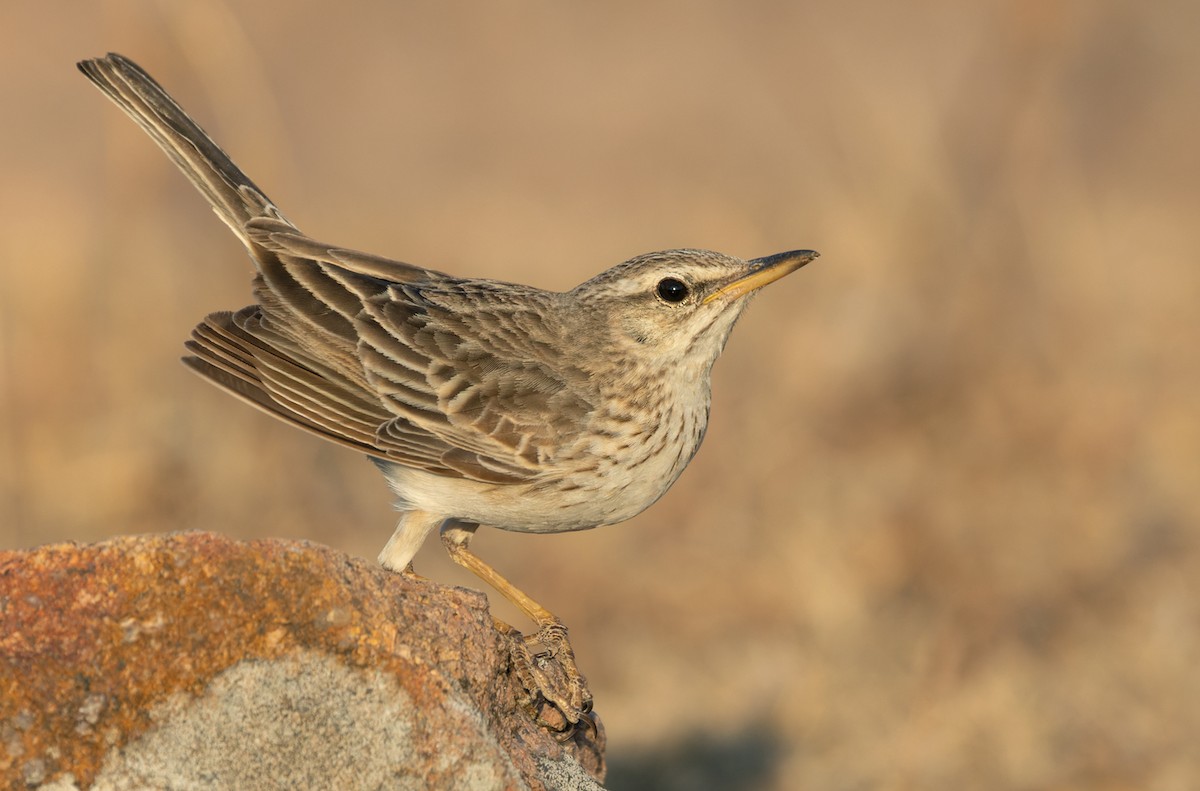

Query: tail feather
[[78, 53, 542, 485], [78, 53, 288, 240]]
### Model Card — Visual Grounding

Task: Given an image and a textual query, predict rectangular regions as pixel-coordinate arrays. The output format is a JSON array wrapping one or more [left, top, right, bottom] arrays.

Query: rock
[[0, 532, 606, 790]]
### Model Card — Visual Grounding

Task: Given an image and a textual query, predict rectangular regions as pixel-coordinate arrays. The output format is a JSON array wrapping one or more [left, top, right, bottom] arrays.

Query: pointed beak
[[703, 249, 819, 304]]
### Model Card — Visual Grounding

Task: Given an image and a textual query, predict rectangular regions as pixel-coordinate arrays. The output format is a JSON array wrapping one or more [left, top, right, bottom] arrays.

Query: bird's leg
[[379, 510, 443, 581], [440, 522, 593, 730]]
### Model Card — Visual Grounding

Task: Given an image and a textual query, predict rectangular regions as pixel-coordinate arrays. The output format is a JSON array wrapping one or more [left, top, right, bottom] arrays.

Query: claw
[[501, 620, 593, 731], [437, 526, 595, 732]]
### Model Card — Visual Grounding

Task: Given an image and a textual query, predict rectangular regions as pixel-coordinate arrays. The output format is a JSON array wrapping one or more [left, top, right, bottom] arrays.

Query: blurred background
[[2, 1, 1198, 788]]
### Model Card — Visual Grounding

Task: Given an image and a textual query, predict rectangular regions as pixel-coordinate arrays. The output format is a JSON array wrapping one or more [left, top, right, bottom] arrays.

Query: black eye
[[656, 278, 689, 303]]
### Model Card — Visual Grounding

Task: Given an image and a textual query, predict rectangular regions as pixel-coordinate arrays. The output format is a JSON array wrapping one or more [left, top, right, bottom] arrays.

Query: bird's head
[[569, 248, 818, 376]]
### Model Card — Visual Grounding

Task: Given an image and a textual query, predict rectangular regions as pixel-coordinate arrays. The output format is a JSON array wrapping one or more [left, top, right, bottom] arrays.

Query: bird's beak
[[703, 249, 820, 304]]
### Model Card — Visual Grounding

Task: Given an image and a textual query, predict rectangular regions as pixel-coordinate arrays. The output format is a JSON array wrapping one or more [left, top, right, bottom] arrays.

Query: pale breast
[[375, 386, 710, 534], [513, 387, 710, 531]]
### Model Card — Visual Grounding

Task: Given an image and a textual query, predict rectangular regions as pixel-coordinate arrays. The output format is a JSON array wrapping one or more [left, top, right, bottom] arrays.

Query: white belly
[[375, 396, 708, 533]]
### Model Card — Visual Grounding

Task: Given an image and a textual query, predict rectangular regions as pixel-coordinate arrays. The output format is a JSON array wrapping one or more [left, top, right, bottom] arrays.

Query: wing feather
[[184, 257, 598, 484]]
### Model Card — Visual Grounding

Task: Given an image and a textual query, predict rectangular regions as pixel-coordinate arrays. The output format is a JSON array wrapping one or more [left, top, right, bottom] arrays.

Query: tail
[[77, 52, 289, 242], [76, 53, 459, 469]]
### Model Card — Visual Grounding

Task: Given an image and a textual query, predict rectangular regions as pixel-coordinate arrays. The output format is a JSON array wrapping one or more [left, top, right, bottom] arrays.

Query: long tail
[[76, 53, 458, 468], [77, 52, 288, 243]]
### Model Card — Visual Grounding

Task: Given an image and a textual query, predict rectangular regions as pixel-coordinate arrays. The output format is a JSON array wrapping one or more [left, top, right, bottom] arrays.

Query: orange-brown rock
[[0, 532, 605, 790]]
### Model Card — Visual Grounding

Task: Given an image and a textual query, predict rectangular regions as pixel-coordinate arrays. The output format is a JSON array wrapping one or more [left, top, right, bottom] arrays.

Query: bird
[[78, 52, 818, 730]]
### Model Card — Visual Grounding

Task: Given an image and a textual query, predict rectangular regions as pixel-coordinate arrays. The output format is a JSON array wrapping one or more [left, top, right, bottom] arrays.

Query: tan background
[[2, 2, 1198, 788]]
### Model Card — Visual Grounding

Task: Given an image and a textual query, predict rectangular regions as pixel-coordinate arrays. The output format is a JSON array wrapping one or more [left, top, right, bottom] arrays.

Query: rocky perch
[[0, 532, 606, 790]]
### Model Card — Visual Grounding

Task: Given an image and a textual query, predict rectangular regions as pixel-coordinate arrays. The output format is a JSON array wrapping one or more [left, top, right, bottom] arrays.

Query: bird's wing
[[353, 279, 598, 482], [187, 226, 595, 484], [81, 53, 591, 484]]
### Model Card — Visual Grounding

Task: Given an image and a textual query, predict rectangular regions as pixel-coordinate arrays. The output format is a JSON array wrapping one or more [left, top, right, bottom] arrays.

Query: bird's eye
[[656, 278, 690, 303]]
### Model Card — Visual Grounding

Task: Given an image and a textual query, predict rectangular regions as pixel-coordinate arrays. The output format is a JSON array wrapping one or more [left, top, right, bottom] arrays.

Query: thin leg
[[440, 522, 593, 726], [378, 509, 444, 573]]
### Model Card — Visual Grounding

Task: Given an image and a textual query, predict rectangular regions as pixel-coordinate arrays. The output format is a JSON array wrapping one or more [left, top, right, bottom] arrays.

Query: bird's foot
[[499, 619, 597, 740], [397, 562, 429, 583]]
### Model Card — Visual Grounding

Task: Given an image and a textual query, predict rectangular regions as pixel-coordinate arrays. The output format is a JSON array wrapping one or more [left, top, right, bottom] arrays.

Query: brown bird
[[78, 52, 818, 728]]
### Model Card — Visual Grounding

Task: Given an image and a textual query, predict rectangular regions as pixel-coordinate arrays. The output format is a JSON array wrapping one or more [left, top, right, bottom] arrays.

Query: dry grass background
[[2, 2, 1198, 788]]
